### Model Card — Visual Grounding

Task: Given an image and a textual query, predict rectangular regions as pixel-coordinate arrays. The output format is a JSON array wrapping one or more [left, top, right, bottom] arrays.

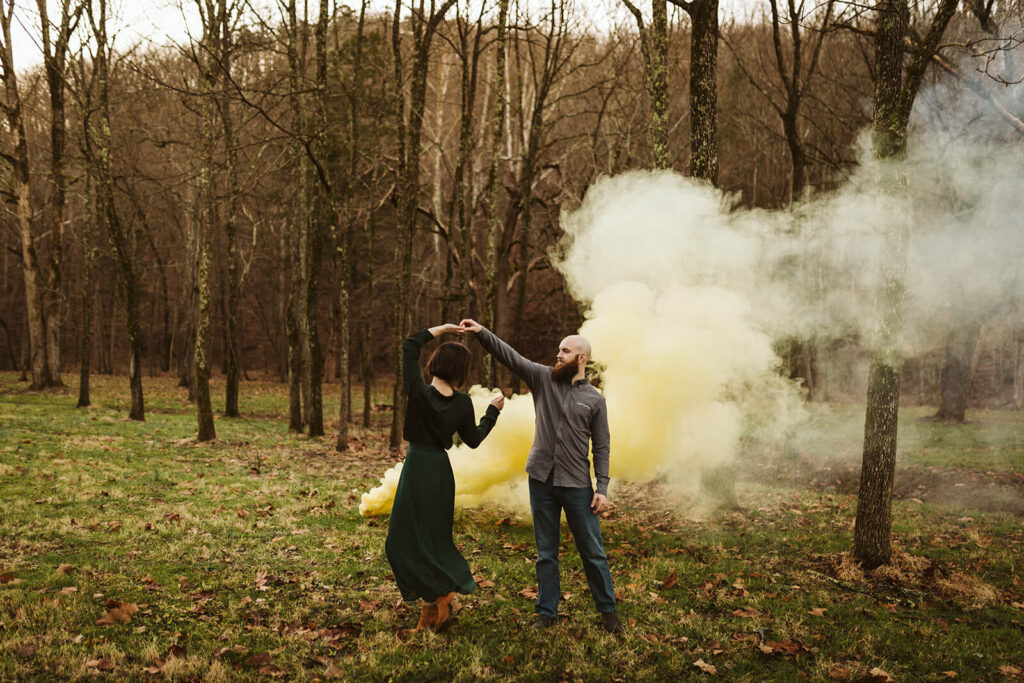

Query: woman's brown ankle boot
[[432, 592, 456, 631], [415, 601, 438, 631]]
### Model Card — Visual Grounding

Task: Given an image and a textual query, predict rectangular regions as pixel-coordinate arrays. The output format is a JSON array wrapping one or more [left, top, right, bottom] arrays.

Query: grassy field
[[1, 372, 1022, 681]]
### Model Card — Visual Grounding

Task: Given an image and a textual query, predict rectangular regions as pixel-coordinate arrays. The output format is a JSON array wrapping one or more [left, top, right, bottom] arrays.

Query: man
[[460, 319, 621, 634]]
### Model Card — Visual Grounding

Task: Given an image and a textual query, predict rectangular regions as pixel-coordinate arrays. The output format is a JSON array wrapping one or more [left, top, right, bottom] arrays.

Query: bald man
[[460, 319, 621, 634]]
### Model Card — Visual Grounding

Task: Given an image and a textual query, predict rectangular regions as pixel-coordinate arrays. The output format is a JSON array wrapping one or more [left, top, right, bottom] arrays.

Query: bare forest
[[4, 2, 1024, 455]]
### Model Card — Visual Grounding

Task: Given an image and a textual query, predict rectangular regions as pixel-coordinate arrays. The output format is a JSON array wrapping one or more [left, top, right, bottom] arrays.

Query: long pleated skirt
[[385, 444, 476, 602]]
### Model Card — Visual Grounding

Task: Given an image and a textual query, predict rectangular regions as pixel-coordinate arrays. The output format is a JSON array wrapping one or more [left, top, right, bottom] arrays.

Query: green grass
[[1, 372, 1022, 681]]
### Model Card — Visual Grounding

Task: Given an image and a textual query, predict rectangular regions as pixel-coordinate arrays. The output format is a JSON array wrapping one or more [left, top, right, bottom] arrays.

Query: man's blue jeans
[[529, 476, 617, 617]]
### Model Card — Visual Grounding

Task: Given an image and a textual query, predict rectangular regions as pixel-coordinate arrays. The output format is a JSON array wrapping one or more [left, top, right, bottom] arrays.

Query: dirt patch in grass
[[751, 456, 1024, 515]]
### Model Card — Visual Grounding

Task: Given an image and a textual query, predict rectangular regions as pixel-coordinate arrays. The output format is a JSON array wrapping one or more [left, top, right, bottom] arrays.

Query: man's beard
[[551, 359, 579, 383]]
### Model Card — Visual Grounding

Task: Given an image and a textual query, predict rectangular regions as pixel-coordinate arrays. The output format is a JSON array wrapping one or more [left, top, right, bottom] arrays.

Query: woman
[[385, 324, 505, 632]]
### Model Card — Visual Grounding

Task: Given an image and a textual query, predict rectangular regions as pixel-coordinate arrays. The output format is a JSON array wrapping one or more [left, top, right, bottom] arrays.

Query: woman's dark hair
[[426, 341, 472, 389]]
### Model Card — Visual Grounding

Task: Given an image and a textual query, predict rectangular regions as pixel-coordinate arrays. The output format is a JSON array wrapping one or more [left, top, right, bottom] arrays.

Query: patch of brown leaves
[[820, 549, 998, 609]]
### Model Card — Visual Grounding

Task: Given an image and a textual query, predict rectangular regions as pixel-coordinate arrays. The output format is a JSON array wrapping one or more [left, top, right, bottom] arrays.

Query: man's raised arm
[[460, 319, 546, 389]]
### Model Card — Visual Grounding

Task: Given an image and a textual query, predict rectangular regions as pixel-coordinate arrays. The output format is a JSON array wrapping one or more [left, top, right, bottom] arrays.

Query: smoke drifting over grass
[[361, 122, 1024, 518]]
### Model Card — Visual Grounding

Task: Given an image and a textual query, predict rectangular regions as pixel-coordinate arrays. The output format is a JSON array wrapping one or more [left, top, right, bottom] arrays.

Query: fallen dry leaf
[[70, 635, 83, 644], [60, 586, 78, 595], [96, 602, 138, 626], [246, 653, 271, 668], [941, 672, 957, 679], [866, 667, 893, 682], [358, 600, 381, 611], [0, 572, 14, 584], [662, 569, 678, 590], [86, 657, 115, 671], [731, 606, 761, 619], [997, 665, 1022, 677], [324, 662, 345, 679], [758, 643, 774, 655], [15, 645, 35, 658], [828, 666, 851, 680], [693, 659, 717, 676], [809, 607, 827, 617], [518, 587, 538, 600], [764, 641, 806, 656], [167, 644, 186, 659], [477, 579, 495, 588]]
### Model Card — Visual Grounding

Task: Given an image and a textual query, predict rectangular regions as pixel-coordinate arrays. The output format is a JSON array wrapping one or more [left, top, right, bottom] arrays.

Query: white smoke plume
[[361, 101, 1024, 517]]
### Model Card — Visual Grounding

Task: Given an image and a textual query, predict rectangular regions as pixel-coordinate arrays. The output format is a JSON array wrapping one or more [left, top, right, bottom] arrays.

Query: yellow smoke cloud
[[360, 170, 804, 517], [359, 388, 536, 516]]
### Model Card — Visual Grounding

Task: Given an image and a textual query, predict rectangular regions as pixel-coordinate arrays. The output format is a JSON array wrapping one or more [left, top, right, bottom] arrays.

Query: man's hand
[[429, 323, 465, 337], [489, 394, 505, 411], [459, 319, 483, 334], [590, 492, 608, 514]]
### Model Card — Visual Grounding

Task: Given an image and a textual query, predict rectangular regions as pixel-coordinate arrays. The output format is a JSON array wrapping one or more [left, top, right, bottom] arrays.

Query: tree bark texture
[[935, 324, 981, 422], [482, 0, 509, 390], [1, 6, 52, 389], [77, 177, 96, 408], [853, 0, 958, 569], [686, 0, 719, 184], [87, 0, 145, 420]]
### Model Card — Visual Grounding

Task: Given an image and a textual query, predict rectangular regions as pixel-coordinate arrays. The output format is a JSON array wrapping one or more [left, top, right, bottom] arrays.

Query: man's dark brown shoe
[[531, 615, 556, 630], [600, 611, 623, 634]]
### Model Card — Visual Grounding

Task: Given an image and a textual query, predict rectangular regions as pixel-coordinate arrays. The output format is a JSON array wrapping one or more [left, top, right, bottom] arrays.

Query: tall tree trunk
[[683, 0, 719, 184], [446, 12, 482, 325], [853, 0, 958, 569], [388, 0, 459, 447], [194, 3, 220, 442], [934, 323, 981, 422], [388, 1, 408, 448], [334, 0, 366, 451], [219, 30, 242, 419], [285, 0, 309, 433], [86, 0, 144, 420], [77, 177, 96, 408], [482, 0, 510, 390], [38, 0, 81, 386], [1, 5, 52, 389], [303, 0, 333, 440], [1014, 324, 1024, 410], [621, 0, 669, 169], [362, 210, 376, 429]]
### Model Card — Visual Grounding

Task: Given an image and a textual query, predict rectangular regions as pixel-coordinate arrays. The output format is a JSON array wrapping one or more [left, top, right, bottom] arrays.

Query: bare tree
[[725, 0, 835, 201], [481, 0, 510, 390], [1, 0, 53, 389], [388, 0, 459, 447], [854, 0, 959, 569], [620, 0, 670, 168], [670, 0, 718, 183], [84, 0, 146, 420], [37, 0, 85, 385]]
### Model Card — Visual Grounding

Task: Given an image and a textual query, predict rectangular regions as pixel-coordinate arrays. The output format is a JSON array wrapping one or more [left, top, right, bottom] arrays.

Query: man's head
[[427, 342, 471, 388], [552, 335, 591, 383]]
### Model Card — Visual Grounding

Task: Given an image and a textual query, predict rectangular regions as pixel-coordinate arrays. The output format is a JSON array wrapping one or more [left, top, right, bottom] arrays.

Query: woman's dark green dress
[[385, 329, 500, 602]]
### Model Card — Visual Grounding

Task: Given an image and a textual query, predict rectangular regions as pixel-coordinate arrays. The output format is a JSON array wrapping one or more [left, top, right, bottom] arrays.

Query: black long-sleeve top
[[402, 329, 500, 450]]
